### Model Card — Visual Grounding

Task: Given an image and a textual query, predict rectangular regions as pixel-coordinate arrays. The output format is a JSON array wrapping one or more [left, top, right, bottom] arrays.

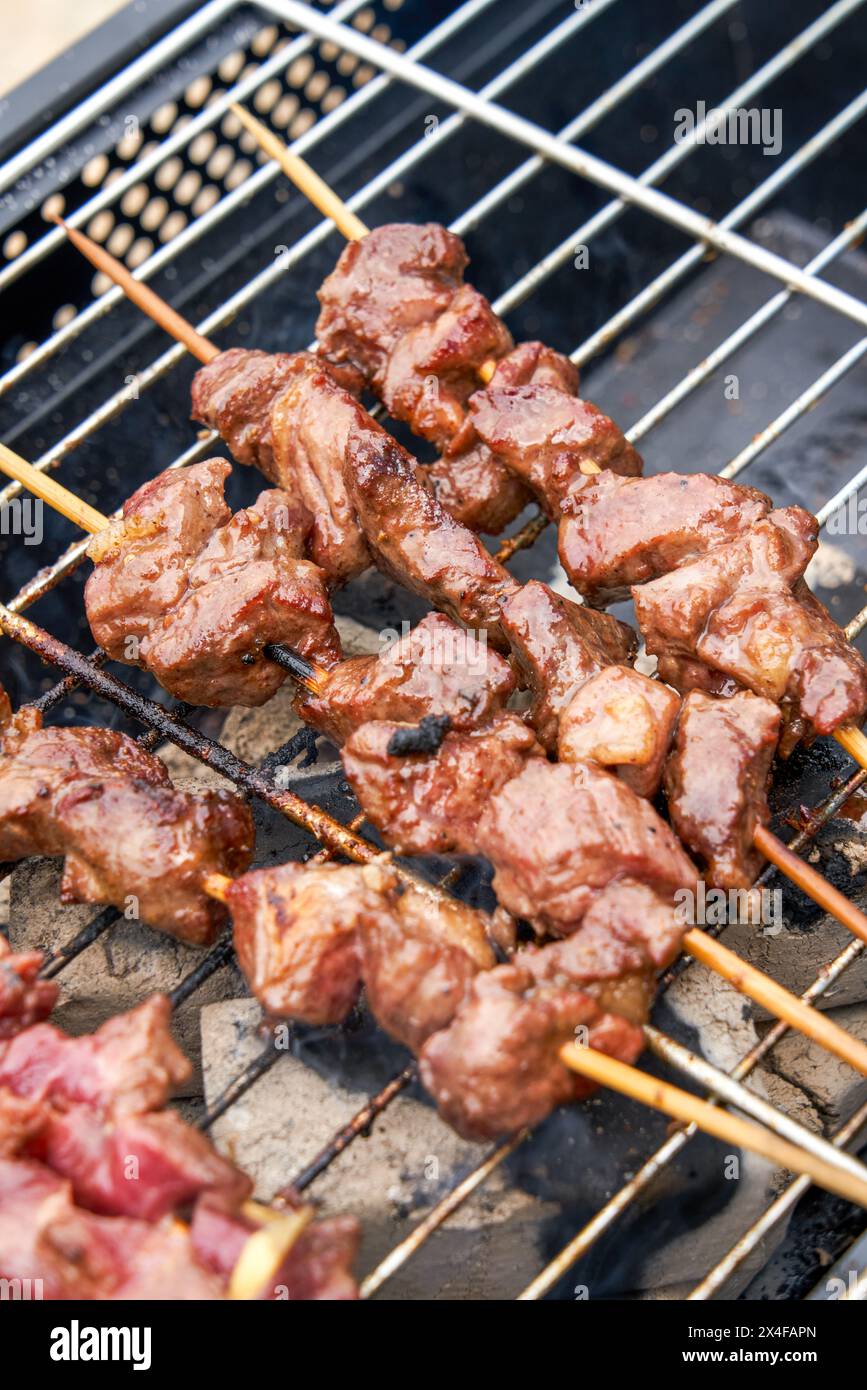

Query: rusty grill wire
[[0, 0, 866, 1299]]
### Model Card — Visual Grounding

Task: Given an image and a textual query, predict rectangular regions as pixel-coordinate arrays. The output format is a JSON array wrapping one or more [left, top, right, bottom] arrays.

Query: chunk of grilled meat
[[0, 1158, 359, 1300], [0, 937, 57, 1039], [341, 714, 544, 855], [0, 711, 253, 944], [468, 381, 643, 519], [227, 862, 375, 1025], [316, 223, 513, 450], [0, 1157, 227, 1299], [427, 342, 579, 533], [191, 350, 372, 586], [476, 759, 696, 938], [418, 962, 644, 1141], [633, 508, 867, 748], [0, 996, 249, 1220], [0, 683, 11, 730], [191, 1193, 360, 1301], [499, 579, 637, 751], [296, 612, 516, 745], [664, 690, 781, 891], [345, 427, 519, 649], [227, 858, 495, 1051], [558, 471, 772, 606], [86, 458, 341, 705], [358, 862, 495, 1052], [558, 665, 680, 799]]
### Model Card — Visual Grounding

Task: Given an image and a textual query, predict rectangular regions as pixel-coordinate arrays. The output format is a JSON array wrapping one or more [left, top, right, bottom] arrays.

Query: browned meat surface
[[468, 382, 642, 518], [426, 342, 578, 532], [296, 612, 516, 745], [418, 962, 644, 1141], [0, 1158, 226, 1300], [0, 685, 10, 729], [227, 862, 376, 1024], [0, 997, 250, 1221], [226, 857, 495, 1051], [316, 223, 513, 449], [634, 508, 867, 745], [522, 877, 687, 1009], [499, 580, 636, 751], [192, 1193, 360, 1300], [341, 714, 543, 855], [358, 862, 495, 1052], [191, 349, 371, 586], [656, 655, 742, 700], [633, 508, 816, 659], [86, 459, 341, 706], [381, 285, 513, 447], [476, 759, 696, 936], [345, 427, 519, 648], [317, 223, 471, 381], [0, 713, 253, 945], [665, 691, 781, 890], [0, 937, 57, 1039], [558, 471, 772, 606], [558, 665, 680, 798]]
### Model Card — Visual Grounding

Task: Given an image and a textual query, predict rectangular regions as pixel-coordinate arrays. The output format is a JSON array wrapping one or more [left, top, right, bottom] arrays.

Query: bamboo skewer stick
[[246, 135, 867, 777], [38, 233, 867, 1068], [228, 103, 498, 384], [557, 1042, 867, 1210], [4, 479, 867, 1205], [53, 216, 218, 365]]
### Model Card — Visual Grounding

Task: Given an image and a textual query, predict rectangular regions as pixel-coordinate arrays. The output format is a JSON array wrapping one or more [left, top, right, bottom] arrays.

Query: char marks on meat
[[86, 458, 341, 705], [558, 665, 680, 798], [665, 690, 781, 890], [227, 862, 375, 1025], [296, 611, 516, 745], [558, 471, 772, 606], [418, 962, 644, 1141], [341, 713, 543, 855], [475, 759, 696, 937], [358, 862, 495, 1052], [0, 711, 253, 944], [499, 579, 636, 751]]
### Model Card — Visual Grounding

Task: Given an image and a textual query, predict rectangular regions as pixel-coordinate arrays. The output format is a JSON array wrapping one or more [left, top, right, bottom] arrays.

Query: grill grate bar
[[628, 207, 867, 444], [494, 3, 867, 327], [689, 1098, 867, 1300], [0, 0, 515, 393], [0, 0, 373, 302], [0, 0, 240, 194], [264, 0, 867, 328]]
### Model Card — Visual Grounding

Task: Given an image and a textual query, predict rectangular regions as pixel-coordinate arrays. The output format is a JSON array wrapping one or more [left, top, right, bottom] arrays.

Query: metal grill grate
[[1, 0, 867, 1300]]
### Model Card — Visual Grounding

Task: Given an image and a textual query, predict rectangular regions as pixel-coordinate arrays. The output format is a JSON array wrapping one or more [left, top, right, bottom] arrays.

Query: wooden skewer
[[236, 130, 867, 777], [228, 104, 498, 386], [41, 230, 867, 1068], [7, 424, 867, 1076], [52, 216, 218, 366], [558, 1042, 867, 1209]]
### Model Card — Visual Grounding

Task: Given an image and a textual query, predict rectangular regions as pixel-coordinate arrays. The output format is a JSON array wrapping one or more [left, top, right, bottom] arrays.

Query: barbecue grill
[[1, 0, 867, 1301]]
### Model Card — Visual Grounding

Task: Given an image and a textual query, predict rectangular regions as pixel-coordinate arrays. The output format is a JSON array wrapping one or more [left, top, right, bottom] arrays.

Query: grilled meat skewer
[[0, 981, 360, 1299], [0, 702, 253, 944]]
